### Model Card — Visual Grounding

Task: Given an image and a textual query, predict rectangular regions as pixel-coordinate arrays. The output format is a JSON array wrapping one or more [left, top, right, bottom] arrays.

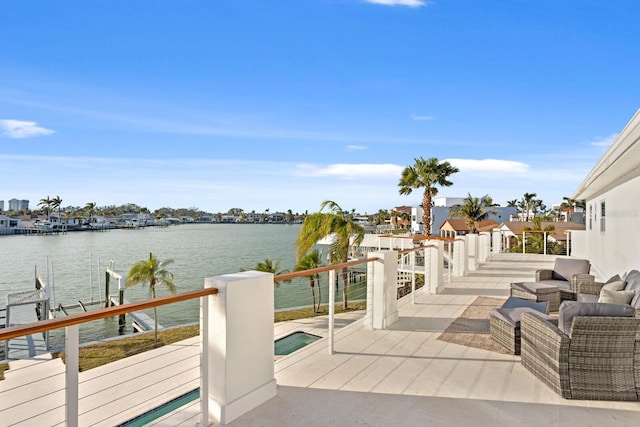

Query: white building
[[572, 109, 640, 280], [7, 198, 29, 211]]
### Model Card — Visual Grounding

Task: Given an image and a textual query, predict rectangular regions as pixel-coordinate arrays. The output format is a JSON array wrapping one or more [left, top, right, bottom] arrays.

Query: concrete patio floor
[[2, 253, 640, 426], [157, 253, 640, 426]]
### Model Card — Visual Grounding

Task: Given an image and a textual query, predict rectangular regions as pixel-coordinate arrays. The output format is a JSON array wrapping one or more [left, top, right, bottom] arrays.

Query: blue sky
[[1, 0, 638, 215]]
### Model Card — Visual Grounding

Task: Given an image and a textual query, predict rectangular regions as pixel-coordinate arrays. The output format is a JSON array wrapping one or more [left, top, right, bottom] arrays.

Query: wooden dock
[[108, 296, 163, 332]]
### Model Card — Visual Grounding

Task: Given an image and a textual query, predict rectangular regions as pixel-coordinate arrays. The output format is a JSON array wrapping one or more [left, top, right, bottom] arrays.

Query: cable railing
[[502, 230, 571, 256], [0, 257, 387, 426]]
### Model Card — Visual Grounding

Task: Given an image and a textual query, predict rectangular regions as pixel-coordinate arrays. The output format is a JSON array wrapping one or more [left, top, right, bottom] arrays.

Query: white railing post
[[426, 242, 444, 294], [411, 250, 416, 305], [65, 325, 79, 427], [366, 251, 398, 330], [203, 271, 277, 425], [453, 237, 467, 277], [328, 269, 335, 355], [199, 292, 210, 427], [467, 234, 478, 270], [543, 231, 547, 255]]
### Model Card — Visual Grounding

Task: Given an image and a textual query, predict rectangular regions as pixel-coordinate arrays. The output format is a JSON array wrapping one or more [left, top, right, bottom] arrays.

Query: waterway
[[0, 224, 367, 347]]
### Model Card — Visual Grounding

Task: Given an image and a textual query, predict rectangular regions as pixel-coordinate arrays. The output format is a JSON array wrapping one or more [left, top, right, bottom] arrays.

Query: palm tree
[[561, 196, 585, 222], [38, 195, 52, 220], [524, 217, 555, 254], [125, 252, 176, 345], [294, 249, 324, 312], [296, 200, 365, 309], [449, 193, 498, 233], [521, 192, 539, 221], [253, 258, 288, 275], [84, 201, 96, 226], [398, 157, 459, 235], [374, 209, 389, 226], [51, 195, 62, 224], [250, 258, 290, 287]]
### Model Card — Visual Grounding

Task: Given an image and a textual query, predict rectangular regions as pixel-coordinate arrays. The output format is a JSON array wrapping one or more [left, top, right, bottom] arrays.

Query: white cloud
[[347, 145, 368, 151], [0, 119, 55, 138], [295, 163, 404, 179], [445, 158, 530, 174], [410, 114, 434, 121], [590, 133, 618, 147], [364, 0, 428, 7]]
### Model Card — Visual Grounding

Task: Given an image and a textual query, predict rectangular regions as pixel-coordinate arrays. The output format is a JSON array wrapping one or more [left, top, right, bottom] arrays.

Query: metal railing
[[501, 230, 571, 255], [0, 288, 218, 426], [0, 257, 385, 425]]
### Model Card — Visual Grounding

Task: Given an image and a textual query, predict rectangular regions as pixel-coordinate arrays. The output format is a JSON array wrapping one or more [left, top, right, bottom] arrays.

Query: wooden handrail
[[275, 257, 378, 282], [0, 288, 218, 341]]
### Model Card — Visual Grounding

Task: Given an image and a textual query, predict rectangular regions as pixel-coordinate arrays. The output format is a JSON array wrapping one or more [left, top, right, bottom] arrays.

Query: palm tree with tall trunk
[[294, 249, 324, 312], [296, 200, 365, 310], [398, 157, 459, 236], [125, 253, 176, 345]]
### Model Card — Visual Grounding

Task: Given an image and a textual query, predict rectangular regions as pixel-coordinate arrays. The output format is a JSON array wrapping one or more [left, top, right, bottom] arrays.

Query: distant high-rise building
[[0, 200, 4, 212], [7, 198, 29, 211]]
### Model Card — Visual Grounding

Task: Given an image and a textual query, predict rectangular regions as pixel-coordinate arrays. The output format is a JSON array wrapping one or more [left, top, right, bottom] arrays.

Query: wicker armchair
[[521, 310, 640, 400], [535, 258, 593, 301]]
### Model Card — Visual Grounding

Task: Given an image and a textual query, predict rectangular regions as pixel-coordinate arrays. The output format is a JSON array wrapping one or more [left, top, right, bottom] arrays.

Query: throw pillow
[[605, 274, 622, 284], [601, 279, 626, 292], [598, 288, 636, 304]]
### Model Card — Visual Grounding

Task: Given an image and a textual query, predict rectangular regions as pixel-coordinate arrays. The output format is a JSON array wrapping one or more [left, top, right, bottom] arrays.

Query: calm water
[[0, 224, 366, 346]]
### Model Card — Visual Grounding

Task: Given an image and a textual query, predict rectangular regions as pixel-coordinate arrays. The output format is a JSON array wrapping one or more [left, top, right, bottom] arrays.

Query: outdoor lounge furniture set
[[489, 257, 640, 401]]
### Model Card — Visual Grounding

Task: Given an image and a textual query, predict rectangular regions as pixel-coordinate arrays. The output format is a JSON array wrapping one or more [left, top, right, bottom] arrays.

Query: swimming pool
[[118, 331, 322, 425], [274, 331, 322, 355]]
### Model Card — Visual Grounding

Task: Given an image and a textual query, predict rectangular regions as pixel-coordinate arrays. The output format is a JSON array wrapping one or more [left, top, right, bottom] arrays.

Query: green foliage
[[449, 193, 497, 233], [126, 252, 176, 345], [297, 200, 365, 309], [398, 157, 459, 235], [294, 249, 324, 312]]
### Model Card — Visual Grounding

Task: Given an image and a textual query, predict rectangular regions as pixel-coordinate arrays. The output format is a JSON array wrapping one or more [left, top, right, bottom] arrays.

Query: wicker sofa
[[535, 257, 593, 301], [520, 301, 640, 400], [577, 269, 640, 316]]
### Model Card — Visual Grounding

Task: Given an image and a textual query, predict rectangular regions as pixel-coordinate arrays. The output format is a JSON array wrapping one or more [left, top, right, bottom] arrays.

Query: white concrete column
[[365, 250, 399, 330], [478, 232, 491, 263], [203, 271, 277, 425], [453, 237, 467, 277], [425, 242, 444, 294], [491, 230, 502, 255], [467, 234, 478, 271]]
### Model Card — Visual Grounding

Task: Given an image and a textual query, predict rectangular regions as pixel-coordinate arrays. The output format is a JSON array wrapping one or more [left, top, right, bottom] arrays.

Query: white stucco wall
[[578, 175, 640, 280], [573, 109, 640, 280]]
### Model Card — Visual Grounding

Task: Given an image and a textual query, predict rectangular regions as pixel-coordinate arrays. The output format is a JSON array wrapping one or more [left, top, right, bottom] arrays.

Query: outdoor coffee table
[[510, 282, 560, 312], [489, 297, 552, 355]]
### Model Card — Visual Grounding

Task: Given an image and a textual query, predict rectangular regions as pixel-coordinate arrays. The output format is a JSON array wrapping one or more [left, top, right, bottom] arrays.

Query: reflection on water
[[0, 223, 366, 346]]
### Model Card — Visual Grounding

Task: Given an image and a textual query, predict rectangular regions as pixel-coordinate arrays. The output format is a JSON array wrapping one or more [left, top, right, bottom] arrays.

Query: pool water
[[117, 332, 322, 425], [274, 331, 322, 355], [117, 388, 199, 426]]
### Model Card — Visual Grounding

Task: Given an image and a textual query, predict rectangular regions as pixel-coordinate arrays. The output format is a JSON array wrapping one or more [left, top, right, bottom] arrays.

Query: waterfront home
[[571, 109, 640, 278], [411, 202, 517, 236], [439, 218, 498, 237], [0, 214, 19, 234]]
